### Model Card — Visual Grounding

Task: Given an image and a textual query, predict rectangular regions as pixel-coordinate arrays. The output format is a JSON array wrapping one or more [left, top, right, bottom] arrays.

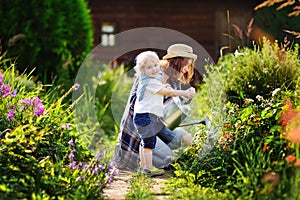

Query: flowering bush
[[0, 68, 118, 199], [171, 41, 300, 199]]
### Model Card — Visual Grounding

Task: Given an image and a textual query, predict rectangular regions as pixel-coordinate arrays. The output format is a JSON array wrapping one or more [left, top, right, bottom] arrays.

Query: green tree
[[0, 0, 93, 87]]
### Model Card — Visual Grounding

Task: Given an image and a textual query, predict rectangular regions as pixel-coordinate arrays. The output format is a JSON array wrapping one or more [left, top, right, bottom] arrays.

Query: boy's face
[[143, 63, 160, 78]]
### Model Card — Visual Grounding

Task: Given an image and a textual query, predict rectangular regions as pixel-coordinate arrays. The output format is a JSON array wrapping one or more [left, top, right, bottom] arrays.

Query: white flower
[[256, 95, 264, 101], [234, 50, 243, 56], [265, 107, 271, 111], [272, 88, 281, 96], [245, 98, 254, 104]]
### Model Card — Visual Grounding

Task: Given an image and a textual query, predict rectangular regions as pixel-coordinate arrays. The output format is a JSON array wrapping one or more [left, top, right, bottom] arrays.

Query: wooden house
[[86, 0, 257, 72]]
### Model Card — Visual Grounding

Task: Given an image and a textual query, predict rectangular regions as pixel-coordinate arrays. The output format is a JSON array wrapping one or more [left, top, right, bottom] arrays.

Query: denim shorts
[[134, 113, 164, 149], [134, 113, 177, 149]]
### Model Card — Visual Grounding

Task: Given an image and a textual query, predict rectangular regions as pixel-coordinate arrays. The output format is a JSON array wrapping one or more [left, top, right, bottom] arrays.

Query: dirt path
[[103, 169, 171, 200]]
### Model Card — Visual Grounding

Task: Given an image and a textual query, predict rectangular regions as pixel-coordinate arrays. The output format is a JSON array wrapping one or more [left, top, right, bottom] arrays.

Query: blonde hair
[[134, 51, 160, 76]]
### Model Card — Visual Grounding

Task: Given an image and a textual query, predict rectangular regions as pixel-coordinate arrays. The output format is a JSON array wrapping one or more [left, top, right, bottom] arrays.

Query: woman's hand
[[184, 87, 195, 99], [158, 85, 195, 99], [164, 83, 172, 90]]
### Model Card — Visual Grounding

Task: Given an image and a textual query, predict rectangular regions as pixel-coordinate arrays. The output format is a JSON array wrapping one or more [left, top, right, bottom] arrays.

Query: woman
[[113, 44, 199, 170]]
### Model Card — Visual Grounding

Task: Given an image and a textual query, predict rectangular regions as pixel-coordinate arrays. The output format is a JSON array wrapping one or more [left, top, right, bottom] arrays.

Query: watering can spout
[[179, 116, 208, 127]]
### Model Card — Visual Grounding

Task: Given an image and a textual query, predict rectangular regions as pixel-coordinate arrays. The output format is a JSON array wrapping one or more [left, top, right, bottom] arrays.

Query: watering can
[[162, 96, 206, 130]]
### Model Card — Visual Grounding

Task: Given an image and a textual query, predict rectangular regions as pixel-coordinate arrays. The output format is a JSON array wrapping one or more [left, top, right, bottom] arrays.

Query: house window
[[101, 22, 115, 46]]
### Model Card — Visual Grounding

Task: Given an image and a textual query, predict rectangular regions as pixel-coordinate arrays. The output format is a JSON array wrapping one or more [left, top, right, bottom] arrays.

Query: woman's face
[[180, 59, 193, 75]]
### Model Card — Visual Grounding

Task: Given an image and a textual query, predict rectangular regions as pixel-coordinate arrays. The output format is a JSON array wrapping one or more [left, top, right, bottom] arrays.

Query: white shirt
[[134, 78, 164, 117]]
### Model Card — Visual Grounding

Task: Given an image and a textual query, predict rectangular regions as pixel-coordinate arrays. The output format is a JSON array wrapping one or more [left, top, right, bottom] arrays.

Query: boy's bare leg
[[143, 148, 153, 170], [139, 146, 146, 169]]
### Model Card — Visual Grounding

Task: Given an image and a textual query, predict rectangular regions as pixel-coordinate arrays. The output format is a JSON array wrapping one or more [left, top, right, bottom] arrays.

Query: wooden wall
[[87, 0, 255, 65]]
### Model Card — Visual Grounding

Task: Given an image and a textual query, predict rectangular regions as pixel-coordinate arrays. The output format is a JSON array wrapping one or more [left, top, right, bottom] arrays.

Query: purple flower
[[6, 104, 16, 121], [107, 176, 113, 184], [113, 169, 119, 176], [7, 110, 15, 121], [68, 139, 74, 146], [82, 165, 88, 173], [68, 152, 75, 160], [10, 90, 17, 97], [0, 84, 11, 97], [19, 98, 31, 111], [0, 72, 2, 85], [69, 161, 77, 169], [31, 96, 42, 106], [92, 167, 98, 175], [98, 164, 105, 171], [62, 123, 71, 130], [32, 97, 44, 116], [33, 106, 44, 116], [19, 97, 44, 116]]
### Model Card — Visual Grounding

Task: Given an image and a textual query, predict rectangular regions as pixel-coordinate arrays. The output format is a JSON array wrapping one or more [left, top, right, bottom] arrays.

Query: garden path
[[103, 169, 171, 200]]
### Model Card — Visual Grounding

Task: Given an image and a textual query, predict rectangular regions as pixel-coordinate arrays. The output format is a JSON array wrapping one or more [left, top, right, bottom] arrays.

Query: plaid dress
[[113, 77, 187, 170]]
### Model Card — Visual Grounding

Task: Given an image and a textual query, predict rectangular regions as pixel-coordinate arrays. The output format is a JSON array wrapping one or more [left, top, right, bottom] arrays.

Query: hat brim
[[162, 52, 197, 61]]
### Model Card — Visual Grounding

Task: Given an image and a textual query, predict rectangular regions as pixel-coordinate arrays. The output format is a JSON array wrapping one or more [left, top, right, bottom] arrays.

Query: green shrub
[[95, 65, 133, 139], [219, 39, 300, 104], [0, 66, 118, 199], [0, 0, 93, 88], [165, 170, 234, 200], [173, 41, 300, 199], [71, 62, 133, 149]]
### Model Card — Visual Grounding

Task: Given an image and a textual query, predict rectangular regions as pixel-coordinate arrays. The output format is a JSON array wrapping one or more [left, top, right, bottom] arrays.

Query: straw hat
[[163, 44, 197, 61]]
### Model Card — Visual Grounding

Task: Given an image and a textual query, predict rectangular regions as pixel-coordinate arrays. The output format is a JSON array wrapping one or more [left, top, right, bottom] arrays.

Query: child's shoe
[[140, 167, 164, 177]]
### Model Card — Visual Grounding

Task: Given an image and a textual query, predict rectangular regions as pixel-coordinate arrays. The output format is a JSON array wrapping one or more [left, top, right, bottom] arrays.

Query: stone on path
[[103, 169, 171, 200]]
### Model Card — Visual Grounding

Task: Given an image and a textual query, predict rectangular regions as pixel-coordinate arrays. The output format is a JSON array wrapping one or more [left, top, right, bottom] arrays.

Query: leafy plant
[[219, 39, 300, 104], [125, 173, 154, 200], [171, 41, 300, 199], [94, 64, 134, 139], [0, 66, 118, 199]]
